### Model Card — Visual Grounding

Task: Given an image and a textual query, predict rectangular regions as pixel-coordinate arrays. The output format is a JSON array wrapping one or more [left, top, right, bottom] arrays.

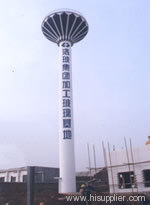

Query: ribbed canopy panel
[[41, 10, 89, 45]]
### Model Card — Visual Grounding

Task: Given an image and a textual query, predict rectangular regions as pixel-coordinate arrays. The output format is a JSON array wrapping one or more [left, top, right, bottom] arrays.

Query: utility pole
[[27, 166, 35, 205]]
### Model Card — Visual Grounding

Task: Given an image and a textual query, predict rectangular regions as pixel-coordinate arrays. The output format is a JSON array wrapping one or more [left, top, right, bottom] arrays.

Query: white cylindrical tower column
[[58, 41, 76, 193], [42, 9, 88, 194]]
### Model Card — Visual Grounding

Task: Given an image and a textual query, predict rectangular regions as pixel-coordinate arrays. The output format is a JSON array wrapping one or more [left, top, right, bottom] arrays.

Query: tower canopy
[[41, 9, 89, 45]]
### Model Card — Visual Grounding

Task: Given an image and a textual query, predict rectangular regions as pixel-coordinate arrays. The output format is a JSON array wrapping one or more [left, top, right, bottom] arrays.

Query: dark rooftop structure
[[41, 9, 89, 45]]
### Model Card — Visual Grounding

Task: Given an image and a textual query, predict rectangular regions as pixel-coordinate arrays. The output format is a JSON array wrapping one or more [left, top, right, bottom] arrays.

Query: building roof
[[76, 168, 103, 177], [0, 166, 58, 173]]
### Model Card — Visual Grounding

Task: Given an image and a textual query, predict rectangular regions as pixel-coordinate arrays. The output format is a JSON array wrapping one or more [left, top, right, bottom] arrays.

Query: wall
[[0, 167, 59, 183], [107, 145, 150, 193]]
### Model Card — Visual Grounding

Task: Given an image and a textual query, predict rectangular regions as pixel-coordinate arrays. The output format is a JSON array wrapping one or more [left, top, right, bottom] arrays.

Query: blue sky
[[0, 0, 150, 171]]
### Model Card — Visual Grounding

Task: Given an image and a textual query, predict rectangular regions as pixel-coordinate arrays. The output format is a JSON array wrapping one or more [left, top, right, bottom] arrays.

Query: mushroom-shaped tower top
[[41, 9, 89, 45]]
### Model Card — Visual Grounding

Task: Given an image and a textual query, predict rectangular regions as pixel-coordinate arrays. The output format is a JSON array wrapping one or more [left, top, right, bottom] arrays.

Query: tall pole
[[93, 144, 97, 174], [27, 166, 35, 205], [42, 9, 89, 193], [102, 141, 107, 168], [59, 41, 76, 193], [129, 138, 138, 192], [108, 142, 115, 193], [87, 143, 92, 178], [124, 137, 133, 192]]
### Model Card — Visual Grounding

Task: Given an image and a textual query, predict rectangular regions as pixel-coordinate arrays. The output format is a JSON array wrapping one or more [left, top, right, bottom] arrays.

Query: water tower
[[41, 9, 89, 193]]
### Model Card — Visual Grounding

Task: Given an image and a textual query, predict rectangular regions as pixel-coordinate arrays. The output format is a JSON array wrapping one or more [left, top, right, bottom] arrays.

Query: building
[[0, 166, 59, 183], [106, 141, 150, 193]]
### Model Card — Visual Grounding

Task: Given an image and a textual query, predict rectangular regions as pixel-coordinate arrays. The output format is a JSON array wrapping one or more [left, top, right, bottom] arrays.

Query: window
[[118, 171, 136, 189], [143, 170, 150, 187], [0, 177, 5, 182], [23, 175, 27, 183], [11, 176, 16, 182]]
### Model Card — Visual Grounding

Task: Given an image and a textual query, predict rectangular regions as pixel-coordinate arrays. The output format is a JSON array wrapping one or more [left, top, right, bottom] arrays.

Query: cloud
[[0, 143, 27, 169]]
